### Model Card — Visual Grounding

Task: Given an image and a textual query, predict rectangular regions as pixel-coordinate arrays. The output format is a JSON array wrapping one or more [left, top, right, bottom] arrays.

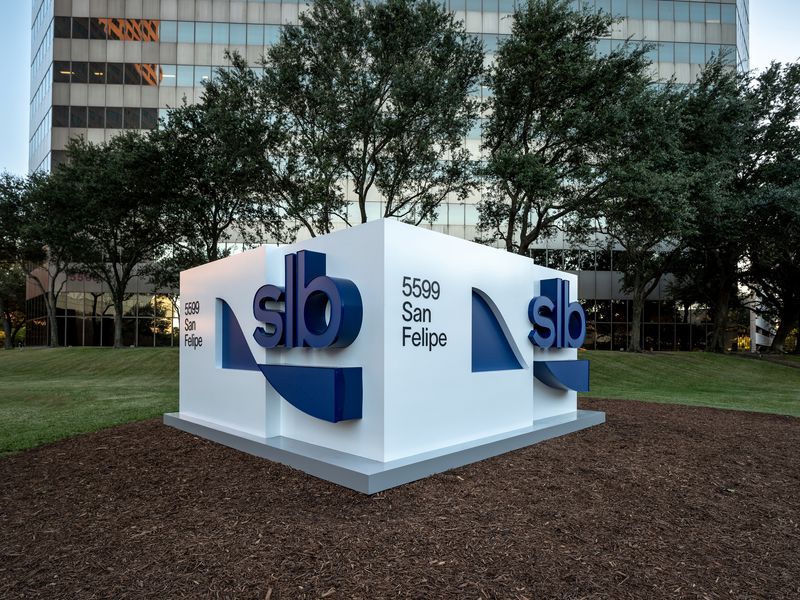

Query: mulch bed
[[1, 399, 799, 599]]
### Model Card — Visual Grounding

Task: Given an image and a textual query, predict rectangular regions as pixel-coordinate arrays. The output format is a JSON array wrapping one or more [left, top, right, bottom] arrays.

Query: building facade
[[27, 0, 751, 349]]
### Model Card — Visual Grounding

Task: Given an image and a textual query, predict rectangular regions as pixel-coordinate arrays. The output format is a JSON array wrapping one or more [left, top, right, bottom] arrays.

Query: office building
[[27, 0, 751, 348]]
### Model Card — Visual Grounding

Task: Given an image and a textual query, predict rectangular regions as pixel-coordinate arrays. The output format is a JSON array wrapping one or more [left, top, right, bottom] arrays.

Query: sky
[[1, 1, 799, 177]]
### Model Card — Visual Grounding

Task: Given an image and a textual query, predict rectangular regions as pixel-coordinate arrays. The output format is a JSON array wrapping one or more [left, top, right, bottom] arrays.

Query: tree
[[478, 0, 650, 255], [0, 264, 26, 348], [592, 84, 693, 352], [743, 62, 800, 353], [263, 0, 483, 234], [152, 56, 291, 291], [61, 133, 171, 348], [669, 61, 754, 352], [3, 171, 86, 348]]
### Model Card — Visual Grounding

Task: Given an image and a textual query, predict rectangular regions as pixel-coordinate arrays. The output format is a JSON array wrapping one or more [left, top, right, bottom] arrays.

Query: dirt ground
[[1, 398, 798, 599]]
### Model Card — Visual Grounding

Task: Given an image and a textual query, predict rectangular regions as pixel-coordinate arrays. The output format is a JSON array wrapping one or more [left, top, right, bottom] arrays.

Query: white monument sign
[[165, 219, 604, 493]]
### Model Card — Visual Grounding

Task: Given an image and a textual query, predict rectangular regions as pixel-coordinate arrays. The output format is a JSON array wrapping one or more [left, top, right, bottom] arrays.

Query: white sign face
[[170, 219, 599, 491]]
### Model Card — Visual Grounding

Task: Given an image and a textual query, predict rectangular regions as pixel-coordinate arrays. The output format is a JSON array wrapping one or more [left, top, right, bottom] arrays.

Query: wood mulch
[[1, 399, 799, 599]]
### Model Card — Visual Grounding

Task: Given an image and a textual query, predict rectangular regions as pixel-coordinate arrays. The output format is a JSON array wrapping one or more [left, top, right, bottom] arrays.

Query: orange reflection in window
[[135, 64, 163, 87], [99, 18, 160, 42]]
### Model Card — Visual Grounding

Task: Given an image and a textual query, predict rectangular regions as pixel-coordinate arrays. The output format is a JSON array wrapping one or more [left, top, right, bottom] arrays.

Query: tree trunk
[[768, 308, 798, 354], [708, 287, 730, 353], [46, 289, 59, 347], [114, 298, 124, 348], [628, 289, 644, 352], [0, 300, 11, 350]]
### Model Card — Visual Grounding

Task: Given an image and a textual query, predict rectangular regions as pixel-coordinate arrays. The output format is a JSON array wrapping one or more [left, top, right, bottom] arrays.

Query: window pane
[[659, 0, 673, 20], [141, 107, 158, 129], [54, 61, 72, 83], [71, 62, 88, 83], [674, 1, 689, 21], [627, 0, 642, 19], [72, 17, 89, 39], [54, 17, 71, 38], [89, 62, 106, 84], [177, 21, 194, 43], [212, 22, 229, 45], [659, 41, 674, 62], [106, 107, 123, 128], [90, 18, 107, 39], [247, 24, 264, 46], [690, 42, 705, 64], [194, 65, 211, 86], [643, 0, 657, 19], [674, 41, 690, 62], [195, 22, 212, 43], [690, 3, 704, 22], [721, 5, 735, 24], [160, 64, 176, 86], [88, 106, 105, 128], [160, 20, 177, 43], [124, 107, 140, 129], [107, 62, 124, 84], [265, 25, 280, 45], [70, 106, 87, 128], [706, 3, 720, 23], [52, 105, 69, 127], [124, 63, 142, 85], [177, 65, 194, 86], [230, 24, 246, 45]]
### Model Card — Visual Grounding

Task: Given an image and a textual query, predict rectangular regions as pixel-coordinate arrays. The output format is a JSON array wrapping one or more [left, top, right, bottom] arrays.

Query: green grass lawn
[[0, 347, 178, 455], [582, 350, 800, 417], [1, 347, 798, 456]]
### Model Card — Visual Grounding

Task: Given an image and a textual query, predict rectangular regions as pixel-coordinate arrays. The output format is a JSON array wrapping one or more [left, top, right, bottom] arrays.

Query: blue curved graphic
[[217, 298, 362, 423], [534, 360, 590, 392], [220, 299, 259, 371], [259, 365, 362, 423], [471, 288, 525, 373]]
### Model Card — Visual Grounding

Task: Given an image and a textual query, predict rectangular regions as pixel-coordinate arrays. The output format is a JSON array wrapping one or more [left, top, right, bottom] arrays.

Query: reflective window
[[213, 22, 229, 45], [266, 25, 281, 45], [106, 107, 123, 128], [90, 18, 106, 39], [628, 0, 643, 19], [706, 3, 720, 24], [107, 63, 124, 85], [54, 61, 72, 83], [675, 41, 690, 62], [54, 16, 71, 38], [52, 106, 69, 127], [230, 24, 247, 45], [721, 5, 735, 24], [194, 65, 212, 86], [88, 106, 105, 128], [248, 24, 264, 46], [141, 108, 158, 129], [690, 3, 704, 22], [196, 22, 212, 44], [643, 0, 658, 19], [177, 65, 194, 87], [72, 17, 89, 39], [659, 0, 673, 20], [178, 21, 195, 43], [70, 106, 87, 128], [89, 62, 106, 84], [674, 1, 689, 21], [124, 63, 142, 85], [161, 64, 177, 86], [72, 62, 88, 84], [124, 107, 140, 129], [690, 42, 705, 64], [161, 20, 177, 43]]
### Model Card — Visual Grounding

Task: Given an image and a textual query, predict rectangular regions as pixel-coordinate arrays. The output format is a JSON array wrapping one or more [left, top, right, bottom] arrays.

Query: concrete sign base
[[164, 409, 604, 494]]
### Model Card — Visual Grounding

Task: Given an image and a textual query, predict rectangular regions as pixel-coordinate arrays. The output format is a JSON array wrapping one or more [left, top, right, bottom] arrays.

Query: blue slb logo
[[471, 278, 590, 392], [219, 250, 364, 424]]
